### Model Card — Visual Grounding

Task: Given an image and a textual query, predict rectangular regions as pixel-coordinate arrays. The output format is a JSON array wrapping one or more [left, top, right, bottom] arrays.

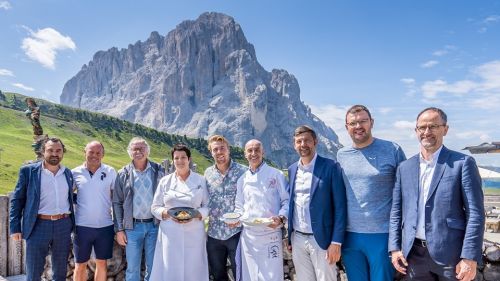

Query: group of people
[[9, 105, 484, 281]]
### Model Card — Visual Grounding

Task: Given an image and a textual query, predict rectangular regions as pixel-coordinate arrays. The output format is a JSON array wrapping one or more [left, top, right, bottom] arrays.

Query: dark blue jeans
[[207, 232, 241, 281]]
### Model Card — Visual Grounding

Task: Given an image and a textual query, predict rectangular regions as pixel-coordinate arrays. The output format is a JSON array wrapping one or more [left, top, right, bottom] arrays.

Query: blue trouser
[[342, 232, 395, 281], [125, 222, 158, 281], [25, 217, 72, 281]]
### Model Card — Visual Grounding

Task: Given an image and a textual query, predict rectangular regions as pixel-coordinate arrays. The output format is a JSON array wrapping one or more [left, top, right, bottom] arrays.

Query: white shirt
[[235, 162, 289, 234], [39, 163, 70, 215], [73, 163, 117, 228], [292, 153, 317, 234], [416, 146, 443, 240]]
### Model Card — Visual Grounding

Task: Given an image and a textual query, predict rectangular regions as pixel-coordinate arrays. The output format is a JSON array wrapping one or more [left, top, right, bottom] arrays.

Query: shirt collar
[[298, 153, 318, 170], [215, 159, 233, 175], [419, 145, 443, 166], [133, 161, 151, 173], [42, 161, 65, 176], [249, 161, 265, 175]]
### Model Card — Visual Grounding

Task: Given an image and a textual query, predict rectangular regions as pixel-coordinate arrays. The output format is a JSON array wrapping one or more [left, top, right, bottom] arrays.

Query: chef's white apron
[[239, 228, 283, 281]]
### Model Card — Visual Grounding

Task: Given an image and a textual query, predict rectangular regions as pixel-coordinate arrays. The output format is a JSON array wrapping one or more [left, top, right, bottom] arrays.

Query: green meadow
[[0, 92, 238, 195]]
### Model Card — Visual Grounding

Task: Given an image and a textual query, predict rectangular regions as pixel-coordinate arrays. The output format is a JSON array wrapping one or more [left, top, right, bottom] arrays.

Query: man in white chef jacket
[[233, 139, 289, 281]]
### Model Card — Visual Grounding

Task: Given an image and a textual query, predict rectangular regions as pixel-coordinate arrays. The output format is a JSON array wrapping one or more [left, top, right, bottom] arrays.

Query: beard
[[46, 156, 62, 166]]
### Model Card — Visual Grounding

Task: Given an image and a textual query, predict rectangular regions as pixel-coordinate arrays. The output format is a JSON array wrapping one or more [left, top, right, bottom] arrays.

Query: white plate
[[220, 213, 241, 224], [242, 217, 273, 226]]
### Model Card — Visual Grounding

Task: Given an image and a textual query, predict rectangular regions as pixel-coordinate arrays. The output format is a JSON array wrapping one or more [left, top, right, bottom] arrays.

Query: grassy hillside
[[0, 92, 245, 194]]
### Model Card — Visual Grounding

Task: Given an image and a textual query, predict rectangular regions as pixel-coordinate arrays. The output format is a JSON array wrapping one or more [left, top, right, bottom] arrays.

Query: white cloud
[[309, 104, 348, 131], [12, 82, 34, 91], [393, 120, 415, 130], [432, 45, 456, 56], [378, 107, 392, 115], [455, 130, 491, 141], [421, 79, 477, 99], [400, 77, 417, 96], [420, 60, 439, 68], [473, 60, 500, 91], [21, 27, 76, 69], [0, 68, 14, 76], [471, 93, 500, 110], [400, 78, 415, 85], [309, 104, 351, 146], [477, 15, 500, 33], [483, 15, 500, 24], [419, 60, 500, 109], [0, 1, 11, 10]]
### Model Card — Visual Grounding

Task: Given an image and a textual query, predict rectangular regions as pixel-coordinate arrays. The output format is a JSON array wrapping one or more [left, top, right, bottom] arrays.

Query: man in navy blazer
[[10, 138, 75, 281], [389, 108, 484, 281], [287, 125, 346, 281]]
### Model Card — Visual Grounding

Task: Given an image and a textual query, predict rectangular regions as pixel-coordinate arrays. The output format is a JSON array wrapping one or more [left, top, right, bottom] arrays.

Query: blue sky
[[1, 1, 500, 166]]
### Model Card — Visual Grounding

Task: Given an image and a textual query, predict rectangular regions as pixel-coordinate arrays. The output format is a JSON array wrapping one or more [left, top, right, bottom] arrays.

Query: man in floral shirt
[[205, 135, 247, 281]]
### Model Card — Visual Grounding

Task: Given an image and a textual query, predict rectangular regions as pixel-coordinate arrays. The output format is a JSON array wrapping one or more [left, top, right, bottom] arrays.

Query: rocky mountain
[[60, 12, 341, 166]]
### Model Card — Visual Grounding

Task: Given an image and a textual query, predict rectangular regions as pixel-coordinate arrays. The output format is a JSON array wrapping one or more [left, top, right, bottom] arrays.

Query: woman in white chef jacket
[[150, 143, 209, 281]]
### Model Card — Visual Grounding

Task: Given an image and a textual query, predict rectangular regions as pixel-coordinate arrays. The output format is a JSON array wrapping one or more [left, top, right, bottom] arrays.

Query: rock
[[60, 12, 341, 166], [474, 271, 483, 281], [485, 245, 500, 262], [483, 263, 500, 281]]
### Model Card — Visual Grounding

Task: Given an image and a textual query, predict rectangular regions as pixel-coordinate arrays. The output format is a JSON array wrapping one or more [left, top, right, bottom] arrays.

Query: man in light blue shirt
[[337, 105, 406, 281]]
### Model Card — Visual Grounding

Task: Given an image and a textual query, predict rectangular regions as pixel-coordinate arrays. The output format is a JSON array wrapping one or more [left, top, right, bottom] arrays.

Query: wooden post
[[6, 193, 23, 276], [0, 195, 9, 276]]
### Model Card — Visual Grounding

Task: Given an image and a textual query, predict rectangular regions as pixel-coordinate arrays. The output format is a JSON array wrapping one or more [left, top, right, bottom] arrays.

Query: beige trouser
[[291, 231, 337, 281]]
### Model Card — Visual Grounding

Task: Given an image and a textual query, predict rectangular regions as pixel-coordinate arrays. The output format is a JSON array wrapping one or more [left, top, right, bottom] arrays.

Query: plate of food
[[221, 212, 241, 224], [167, 207, 200, 221], [242, 217, 274, 227]]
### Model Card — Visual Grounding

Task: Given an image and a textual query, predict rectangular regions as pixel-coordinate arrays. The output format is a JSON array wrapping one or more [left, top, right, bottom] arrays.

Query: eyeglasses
[[415, 124, 446, 133], [346, 119, 371, 128]]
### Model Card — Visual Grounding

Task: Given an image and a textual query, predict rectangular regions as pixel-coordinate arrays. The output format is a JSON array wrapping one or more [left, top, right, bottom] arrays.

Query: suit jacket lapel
[[310, 156, 323, 197], [426, 146, 449, 202], [408, 155, 420, 200], [33, 162, 42, 200], [289, 163, 298, 196]]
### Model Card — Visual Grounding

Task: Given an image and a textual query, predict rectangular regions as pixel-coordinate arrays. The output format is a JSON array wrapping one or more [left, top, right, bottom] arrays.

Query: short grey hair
[[127, 137, 150, 158]]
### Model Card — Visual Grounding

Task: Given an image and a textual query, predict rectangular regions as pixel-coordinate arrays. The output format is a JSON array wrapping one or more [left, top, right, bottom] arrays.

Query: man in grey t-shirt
[[337, 105, 406, 281]]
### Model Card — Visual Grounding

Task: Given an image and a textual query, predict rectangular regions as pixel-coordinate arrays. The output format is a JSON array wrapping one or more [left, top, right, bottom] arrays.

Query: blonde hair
[[207, 135, 230, 151]]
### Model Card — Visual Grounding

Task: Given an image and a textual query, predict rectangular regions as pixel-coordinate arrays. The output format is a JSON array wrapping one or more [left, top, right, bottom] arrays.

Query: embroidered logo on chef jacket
[[268, 243, 280, 259], [268, 178, 278, 189]]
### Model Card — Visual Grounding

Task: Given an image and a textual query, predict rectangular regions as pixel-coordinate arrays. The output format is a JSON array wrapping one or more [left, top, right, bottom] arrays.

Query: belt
[[413, 238, 427, 248], [133, 218, 154, 223], [37, 214, 70, 221], [295, 230, 314, 236]]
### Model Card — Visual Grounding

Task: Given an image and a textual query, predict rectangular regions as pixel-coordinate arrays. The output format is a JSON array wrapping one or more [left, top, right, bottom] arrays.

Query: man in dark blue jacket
[[10, 137, 75, 281], [287, 125, 346, 281]]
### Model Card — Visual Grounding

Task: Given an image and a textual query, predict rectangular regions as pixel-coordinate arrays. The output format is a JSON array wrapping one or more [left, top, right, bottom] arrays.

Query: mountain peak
[[60, 12, 340, 166]]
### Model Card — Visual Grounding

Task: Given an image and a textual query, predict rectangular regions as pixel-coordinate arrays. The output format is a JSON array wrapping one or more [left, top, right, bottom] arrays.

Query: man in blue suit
[[9, 137, 75, 281], [389, 107, 484, 281], [287, 125, 346, 281]]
